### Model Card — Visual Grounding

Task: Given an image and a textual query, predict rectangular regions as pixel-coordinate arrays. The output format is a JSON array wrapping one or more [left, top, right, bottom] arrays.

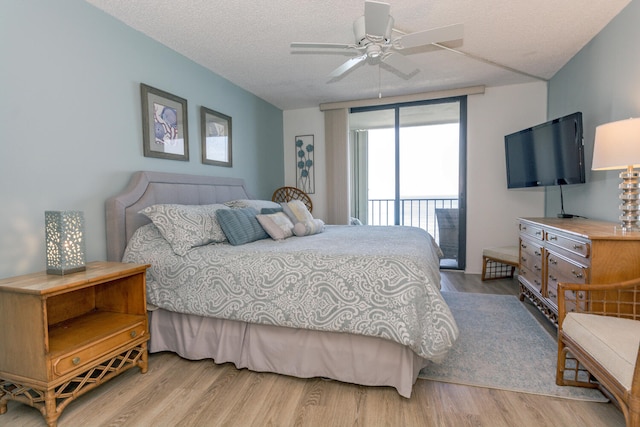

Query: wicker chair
[[556, 277, 640, 427], [271, 186, 312, 213], [435, 208, 458, 260]]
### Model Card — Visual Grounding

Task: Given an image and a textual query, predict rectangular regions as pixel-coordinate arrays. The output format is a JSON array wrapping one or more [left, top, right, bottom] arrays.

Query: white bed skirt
[[149, 309, 428, 398]]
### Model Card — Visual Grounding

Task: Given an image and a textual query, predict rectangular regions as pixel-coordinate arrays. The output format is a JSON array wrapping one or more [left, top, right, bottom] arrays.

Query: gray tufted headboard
[[105, 171, 251, 262]]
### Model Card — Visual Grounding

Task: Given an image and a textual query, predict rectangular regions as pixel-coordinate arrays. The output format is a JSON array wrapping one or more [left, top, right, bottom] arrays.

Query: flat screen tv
[[505, 112, 585, 189]]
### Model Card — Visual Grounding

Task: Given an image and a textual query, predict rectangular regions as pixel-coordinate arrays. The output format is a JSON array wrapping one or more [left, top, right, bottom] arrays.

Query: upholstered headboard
[[105, 171, 251, 262]]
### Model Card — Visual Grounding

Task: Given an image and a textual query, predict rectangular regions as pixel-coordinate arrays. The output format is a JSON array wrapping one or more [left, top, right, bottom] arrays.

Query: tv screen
[[505, 112, 585, 189]]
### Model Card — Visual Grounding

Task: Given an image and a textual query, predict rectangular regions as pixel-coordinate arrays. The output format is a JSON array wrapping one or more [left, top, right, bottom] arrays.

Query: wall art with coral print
[[140, 83, 189, 161], [295, 135, 314, 194]]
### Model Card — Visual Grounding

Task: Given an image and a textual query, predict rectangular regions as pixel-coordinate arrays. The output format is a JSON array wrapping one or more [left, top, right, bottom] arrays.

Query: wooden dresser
[[0, 261, 150, 427], [518, 217, 640, 325]]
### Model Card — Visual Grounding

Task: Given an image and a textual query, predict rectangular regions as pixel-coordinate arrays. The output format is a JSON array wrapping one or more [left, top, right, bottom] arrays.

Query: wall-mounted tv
[[505, 112, 585, 189]]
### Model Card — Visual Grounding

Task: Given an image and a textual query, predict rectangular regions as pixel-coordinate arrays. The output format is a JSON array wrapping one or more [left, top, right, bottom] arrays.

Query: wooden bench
[[481, 246, 519, 281]]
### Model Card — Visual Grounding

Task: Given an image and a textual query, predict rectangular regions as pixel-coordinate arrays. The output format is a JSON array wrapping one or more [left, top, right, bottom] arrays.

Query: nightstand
[[0, 261, 150, 427]]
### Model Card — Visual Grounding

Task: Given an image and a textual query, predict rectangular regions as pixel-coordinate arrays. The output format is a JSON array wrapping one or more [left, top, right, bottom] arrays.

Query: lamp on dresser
[[45, 210, 86, 275], [592, 117, 640, 231]]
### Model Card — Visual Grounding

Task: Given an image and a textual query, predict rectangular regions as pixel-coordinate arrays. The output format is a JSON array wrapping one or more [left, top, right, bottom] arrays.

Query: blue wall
[[0, 0, 284, 278], [546, 1, 640, 220]]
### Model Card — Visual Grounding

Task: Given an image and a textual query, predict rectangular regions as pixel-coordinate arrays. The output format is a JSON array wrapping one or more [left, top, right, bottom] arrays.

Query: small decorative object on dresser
[[45, 210, 86, 275], [518, 217, 640, 325], [0, 261, 150, 427]]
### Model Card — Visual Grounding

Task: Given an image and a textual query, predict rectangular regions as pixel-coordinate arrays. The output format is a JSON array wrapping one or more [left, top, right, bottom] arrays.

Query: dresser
[[0, 261, 150, 427], [518, 217, 640, 325]]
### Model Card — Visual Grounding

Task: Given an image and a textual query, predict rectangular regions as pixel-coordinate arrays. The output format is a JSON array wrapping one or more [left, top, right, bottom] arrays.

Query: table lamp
[[45, 210, 86, 275], [592, 118, 640, 231]]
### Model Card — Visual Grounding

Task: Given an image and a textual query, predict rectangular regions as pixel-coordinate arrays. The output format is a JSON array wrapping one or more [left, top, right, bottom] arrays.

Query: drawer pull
[[571, 270, 584, 279], [72, 357, 81, 365], [549, 235, 557, 241], [130, 330, 137, 338], [549, 275, 557, 282], [534, 250, 541, 256], [573, 244, 583, 250], [534, 265, 541, 271], [535, 231, 542, 236], [521, 243, 527, 249], [521, 256, 527, 262], [548, 290, 556, 298], [549, 258, 558, 265]]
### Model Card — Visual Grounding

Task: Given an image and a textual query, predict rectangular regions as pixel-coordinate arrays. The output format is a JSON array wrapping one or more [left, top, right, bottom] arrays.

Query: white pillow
[[281, 200, 314, 224], [256, 212, 295, 240], [293, 218, 325, 236]]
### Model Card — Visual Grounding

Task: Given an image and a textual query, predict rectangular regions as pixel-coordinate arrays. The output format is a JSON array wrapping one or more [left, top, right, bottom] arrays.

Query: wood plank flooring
[[2, 272, 625, 426]]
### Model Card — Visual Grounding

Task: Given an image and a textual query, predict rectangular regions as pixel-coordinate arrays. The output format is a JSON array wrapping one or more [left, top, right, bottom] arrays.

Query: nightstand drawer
[[52, 322, 146, 377]]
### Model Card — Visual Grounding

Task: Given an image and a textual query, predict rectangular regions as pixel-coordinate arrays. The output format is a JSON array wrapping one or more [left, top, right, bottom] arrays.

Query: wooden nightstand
[[0, 261, 150, 427]]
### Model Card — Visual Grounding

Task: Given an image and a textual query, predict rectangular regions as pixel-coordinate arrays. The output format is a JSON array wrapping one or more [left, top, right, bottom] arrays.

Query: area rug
[[419, 292, 607, 402]]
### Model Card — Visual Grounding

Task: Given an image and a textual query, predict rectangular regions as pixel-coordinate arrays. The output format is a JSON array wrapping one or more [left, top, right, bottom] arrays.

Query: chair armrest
[[558, 277, 640, 328]]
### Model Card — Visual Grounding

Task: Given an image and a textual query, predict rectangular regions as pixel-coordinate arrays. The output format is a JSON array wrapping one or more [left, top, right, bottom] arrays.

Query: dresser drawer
[[51, 322, 146, 377], [519, 265, 543, 294], [547, 251, 588, 284], [520, 222, 544, 241], [546, 231, 590, 259], [546, 281, 587, 313], [520, 238, 543, 268]]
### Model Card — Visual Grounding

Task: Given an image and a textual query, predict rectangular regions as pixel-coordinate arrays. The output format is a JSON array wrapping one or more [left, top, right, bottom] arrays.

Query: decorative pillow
[[256, 212, 294, 240], [261, 207, 283, 214], [224, 199, 281, 211], [216, 207, 269, 245], [293, 218, 325, 236], [139, 204, 229, 256], [281, 200, 314, 224]]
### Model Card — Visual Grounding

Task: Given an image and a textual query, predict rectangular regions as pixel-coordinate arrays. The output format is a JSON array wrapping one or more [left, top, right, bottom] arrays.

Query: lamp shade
[[592, 118, 640, 171], [45, 211, 86, 275]]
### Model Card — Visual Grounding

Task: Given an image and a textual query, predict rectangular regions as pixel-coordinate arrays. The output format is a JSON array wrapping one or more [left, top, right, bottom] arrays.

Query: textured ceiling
[[85, 0, 630, 110]]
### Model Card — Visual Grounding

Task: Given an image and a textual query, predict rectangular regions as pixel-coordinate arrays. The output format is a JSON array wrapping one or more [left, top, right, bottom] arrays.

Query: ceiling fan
[[290, 0, 464, 80]]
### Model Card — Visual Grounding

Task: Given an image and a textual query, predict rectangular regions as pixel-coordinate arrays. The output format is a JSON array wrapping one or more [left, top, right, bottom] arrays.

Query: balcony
[[366, 198, 460, 268]]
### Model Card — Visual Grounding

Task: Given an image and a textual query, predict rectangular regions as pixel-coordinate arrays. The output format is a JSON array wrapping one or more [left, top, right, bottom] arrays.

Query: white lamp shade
[[592, 117, 640, 170]]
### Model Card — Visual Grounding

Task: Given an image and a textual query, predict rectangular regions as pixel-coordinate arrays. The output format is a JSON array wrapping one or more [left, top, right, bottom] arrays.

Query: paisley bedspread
[[123, 224, 459, 360]]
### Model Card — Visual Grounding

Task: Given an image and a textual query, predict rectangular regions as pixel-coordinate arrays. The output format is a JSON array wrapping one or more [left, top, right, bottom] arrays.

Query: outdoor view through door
[[349, 98, 466, 269]]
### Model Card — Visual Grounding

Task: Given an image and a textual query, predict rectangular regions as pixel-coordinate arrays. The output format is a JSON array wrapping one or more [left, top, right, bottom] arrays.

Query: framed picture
[[140, 83, 189, 161], [295, 135, 315, 194], [201, 106, 232, 167]]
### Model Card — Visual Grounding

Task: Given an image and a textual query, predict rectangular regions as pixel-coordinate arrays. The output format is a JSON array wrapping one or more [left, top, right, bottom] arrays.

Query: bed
[[105, 171, 458, 397]]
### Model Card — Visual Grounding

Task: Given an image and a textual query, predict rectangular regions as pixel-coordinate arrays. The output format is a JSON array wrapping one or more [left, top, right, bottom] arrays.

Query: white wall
[[466, 82, 547, 273], [283, 81, 548, 274]]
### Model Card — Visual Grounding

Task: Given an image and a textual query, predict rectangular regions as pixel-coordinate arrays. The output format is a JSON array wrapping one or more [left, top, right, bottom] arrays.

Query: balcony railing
[[367, 198, 459, 247]]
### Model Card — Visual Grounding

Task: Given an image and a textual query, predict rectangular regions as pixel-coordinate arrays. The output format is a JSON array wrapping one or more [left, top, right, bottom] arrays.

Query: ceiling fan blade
[[364, 1, 391, 36], [329, 54, 368, 78], [381, 53, 419, 77], [291, 42, 354, 50], [394, 23, 464, 50]]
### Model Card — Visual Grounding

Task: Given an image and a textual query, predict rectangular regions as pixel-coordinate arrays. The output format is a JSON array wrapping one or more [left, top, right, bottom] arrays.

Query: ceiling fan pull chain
[[378, 65, 382, 98]]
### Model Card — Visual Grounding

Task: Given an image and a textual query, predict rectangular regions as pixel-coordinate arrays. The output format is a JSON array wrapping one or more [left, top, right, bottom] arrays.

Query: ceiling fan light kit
[[291, 0, 464, 80]]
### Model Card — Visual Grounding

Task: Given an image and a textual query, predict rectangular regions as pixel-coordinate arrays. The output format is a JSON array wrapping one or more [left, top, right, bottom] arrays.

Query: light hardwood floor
[[2, 271, 625, 427]]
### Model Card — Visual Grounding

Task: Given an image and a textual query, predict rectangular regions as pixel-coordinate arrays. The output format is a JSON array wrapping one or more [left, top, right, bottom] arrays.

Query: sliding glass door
[[349, 97, 466, 269]]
